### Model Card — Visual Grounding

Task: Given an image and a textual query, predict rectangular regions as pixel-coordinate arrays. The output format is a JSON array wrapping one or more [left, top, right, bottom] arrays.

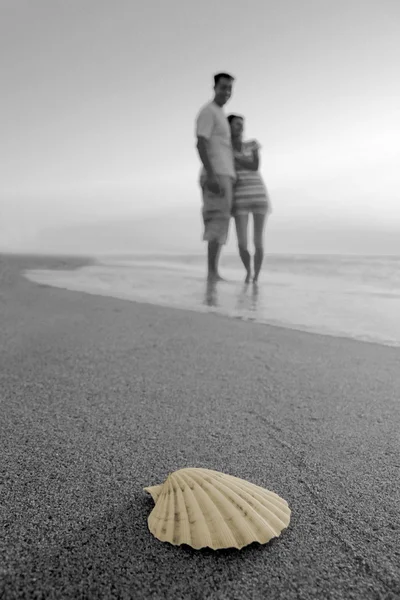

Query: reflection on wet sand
[[251, 282, 259, 311], [204, 280, 218, 307], [235, 282, 261, 313], [204, 279, 261, 315]]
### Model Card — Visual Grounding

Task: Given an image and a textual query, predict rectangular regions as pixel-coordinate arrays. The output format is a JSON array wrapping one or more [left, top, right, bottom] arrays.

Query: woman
[[228, 114, 272, 283]]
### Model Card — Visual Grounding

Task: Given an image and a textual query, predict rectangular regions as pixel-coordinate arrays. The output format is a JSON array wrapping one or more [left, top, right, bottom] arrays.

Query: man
[[195, 72, 236, 282]]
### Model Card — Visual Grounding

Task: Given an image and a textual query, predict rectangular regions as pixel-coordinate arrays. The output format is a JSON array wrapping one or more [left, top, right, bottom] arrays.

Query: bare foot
[[207, 272, 224, 283], [245, 271, 252, 284]]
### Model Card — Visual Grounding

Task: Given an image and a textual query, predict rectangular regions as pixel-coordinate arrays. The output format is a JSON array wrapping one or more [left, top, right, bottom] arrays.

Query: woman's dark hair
[[227, 114, 244, 124]]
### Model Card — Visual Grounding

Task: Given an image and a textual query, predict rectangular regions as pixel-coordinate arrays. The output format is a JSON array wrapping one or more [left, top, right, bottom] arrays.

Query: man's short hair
[[227, 114, 244, 124], [214, 72, 235, 86]]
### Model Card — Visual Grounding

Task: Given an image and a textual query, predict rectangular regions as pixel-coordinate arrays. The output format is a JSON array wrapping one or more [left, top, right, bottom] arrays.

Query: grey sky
[[1, 0, 399, 253]]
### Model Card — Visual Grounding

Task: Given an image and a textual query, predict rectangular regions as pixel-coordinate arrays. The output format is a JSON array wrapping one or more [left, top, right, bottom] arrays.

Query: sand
[[1, 253, 399, 600]]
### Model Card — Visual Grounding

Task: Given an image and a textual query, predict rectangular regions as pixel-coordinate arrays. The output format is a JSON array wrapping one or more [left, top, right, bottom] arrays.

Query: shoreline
[[24, 270, 400, 350], [16, 252, 400, 351]]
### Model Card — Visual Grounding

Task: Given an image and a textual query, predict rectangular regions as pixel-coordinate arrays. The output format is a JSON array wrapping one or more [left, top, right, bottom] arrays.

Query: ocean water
[[24, 253, 400, 348]]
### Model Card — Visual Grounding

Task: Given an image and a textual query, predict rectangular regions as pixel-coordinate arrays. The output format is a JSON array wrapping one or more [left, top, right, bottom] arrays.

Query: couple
[[195, 72, 271, 284]]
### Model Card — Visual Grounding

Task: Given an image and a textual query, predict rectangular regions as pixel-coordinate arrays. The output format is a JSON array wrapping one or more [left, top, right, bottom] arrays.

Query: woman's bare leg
[[253, 213, 266, 283], [235, 214, 251, 283]]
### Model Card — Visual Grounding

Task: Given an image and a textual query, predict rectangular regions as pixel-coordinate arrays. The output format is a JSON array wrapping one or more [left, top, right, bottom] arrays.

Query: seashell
[[144, 467, 291, 550]]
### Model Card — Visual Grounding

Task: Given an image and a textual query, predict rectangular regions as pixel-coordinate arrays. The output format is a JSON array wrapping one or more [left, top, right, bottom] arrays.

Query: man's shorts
[[200, 174, 234, 245]]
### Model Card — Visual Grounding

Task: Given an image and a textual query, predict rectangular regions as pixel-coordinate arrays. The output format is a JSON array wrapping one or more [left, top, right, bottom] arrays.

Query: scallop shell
[[144, 467, 291, 550]]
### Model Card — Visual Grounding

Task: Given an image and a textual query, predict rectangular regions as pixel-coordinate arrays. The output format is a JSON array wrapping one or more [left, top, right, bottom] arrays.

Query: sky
[[1, 0, 399, 254]]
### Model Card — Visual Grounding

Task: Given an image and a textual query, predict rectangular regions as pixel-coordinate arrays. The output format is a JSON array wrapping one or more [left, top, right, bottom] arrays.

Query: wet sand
[[1, 253, 400, 599]]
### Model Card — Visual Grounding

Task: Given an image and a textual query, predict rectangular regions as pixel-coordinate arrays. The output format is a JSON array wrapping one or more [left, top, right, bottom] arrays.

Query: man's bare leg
[[207, 240, 221, 281], [215, 244, 226, 280]]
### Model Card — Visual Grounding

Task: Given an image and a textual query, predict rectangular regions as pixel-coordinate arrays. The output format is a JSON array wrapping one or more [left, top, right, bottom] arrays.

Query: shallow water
[[24, 253, 400, 348]]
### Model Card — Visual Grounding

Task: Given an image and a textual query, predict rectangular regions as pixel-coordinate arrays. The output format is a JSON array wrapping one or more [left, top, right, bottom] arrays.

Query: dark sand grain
[[1, 253, 399, 600]]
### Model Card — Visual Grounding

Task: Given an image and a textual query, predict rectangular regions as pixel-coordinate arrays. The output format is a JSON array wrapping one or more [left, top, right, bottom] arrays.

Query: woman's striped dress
[[232, 140, 272, 217]]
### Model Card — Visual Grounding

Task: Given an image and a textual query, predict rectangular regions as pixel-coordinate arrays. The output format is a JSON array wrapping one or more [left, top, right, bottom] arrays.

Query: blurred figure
[[228, 114, 272, 283], [195, 73, 236, 282]]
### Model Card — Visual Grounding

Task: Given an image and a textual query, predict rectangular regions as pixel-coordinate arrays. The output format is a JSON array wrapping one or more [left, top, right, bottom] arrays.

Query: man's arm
[[195, 107, 217, 180], [196, 136, 216, 178]]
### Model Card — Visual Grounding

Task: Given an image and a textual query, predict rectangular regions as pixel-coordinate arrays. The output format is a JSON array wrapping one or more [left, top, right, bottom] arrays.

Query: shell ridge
[[174, 470, 211, 548], [184, 470, 248, 548], [221, 478, 291, 535], [151, 477, 173, 541], [216, 476, 291, 526], [167, 475, 178, 542], [197, 474, 283, 541], [222, 474, 288, 507], [148, 475, 191, 547], [215, 474, 290, 517], [179, 470, 238, 549], [186, 470, 260, 548], [170, 472, 192, 547], [188, 471, 290, 542]]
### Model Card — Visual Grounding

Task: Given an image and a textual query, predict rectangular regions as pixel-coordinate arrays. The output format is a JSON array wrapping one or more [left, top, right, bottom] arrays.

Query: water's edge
[[23, 264, 400, 350]]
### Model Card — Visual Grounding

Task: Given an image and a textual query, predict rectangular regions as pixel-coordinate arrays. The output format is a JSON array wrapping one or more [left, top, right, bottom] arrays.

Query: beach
[[1, 253, 400, 599]]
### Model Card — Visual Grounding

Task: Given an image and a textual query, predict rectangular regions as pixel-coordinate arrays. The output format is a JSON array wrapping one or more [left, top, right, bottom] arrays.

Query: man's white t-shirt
[[195, 101, 235, 178]]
